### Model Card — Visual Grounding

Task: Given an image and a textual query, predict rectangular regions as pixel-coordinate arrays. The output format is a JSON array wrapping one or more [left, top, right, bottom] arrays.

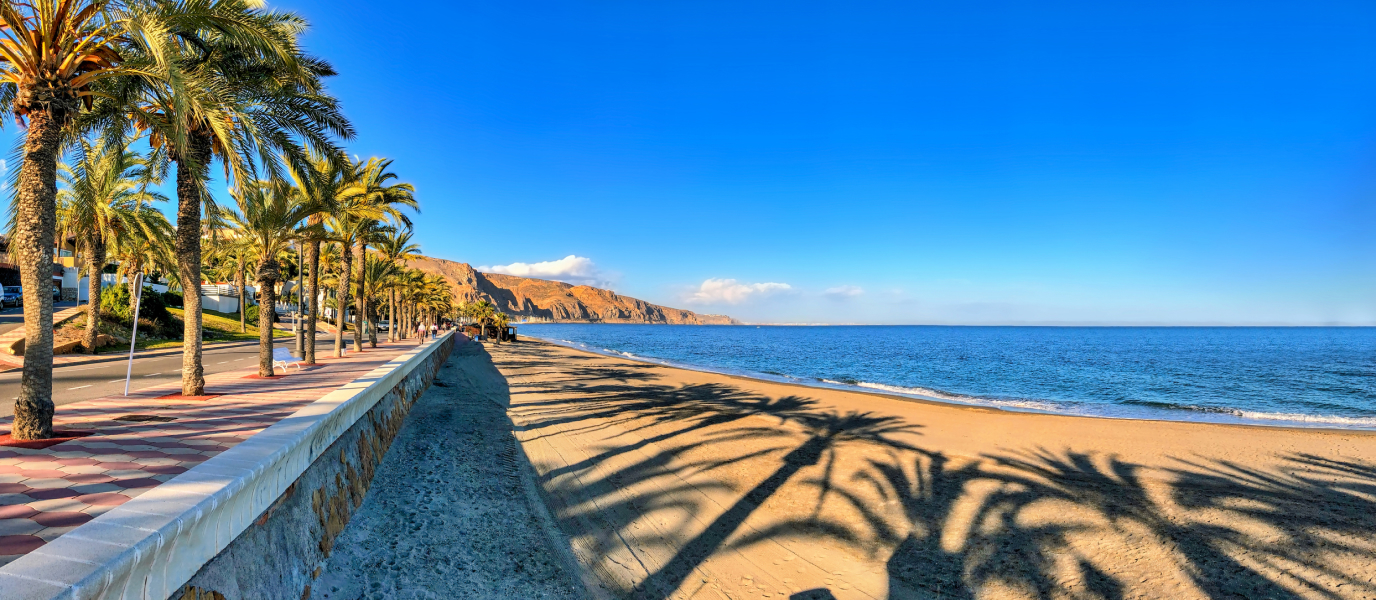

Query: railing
[[200, 284, 238, 296]]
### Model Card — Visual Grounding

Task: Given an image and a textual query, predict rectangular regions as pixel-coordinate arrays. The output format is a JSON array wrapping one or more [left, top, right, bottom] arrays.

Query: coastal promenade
[[493, 338, 1376, 600], [0, 341, 418, 569]]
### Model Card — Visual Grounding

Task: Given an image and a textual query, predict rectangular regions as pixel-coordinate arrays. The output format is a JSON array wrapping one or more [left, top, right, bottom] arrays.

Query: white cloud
[[685, 278, 792, 305], [825, 285, 864, 299], [479, 255, 612, 287]]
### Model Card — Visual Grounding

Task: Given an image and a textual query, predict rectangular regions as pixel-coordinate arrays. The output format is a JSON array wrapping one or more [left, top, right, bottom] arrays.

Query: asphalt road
[[0, 301, 82, 337], [0, 335, 328, 419]]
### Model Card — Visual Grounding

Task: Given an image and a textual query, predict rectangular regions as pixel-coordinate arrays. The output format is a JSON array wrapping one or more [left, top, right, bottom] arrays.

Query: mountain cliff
[[410, 256, 737, 325]]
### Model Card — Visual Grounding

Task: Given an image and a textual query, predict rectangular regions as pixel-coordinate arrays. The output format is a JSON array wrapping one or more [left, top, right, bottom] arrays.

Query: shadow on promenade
[[486, 341, 1376, 600]]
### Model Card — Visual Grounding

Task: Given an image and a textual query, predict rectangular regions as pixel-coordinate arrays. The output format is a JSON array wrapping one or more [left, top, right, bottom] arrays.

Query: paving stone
[[68, 483, 121, 495], [15, 469, 68, 479], [54, 464, 106, 475], [0, 534, 44, 555], [52, 457, 98, 465], [30, 512, 92, 528], [0, 518, 42, 537], [110, 478, 160, 490], [0, 505, 37, 520], [33, 525, 80, 542], [25, 488, 79, 501], [63, 473, 114, 484], [20, 478, 75, 490], [92, 461, 142, 471]]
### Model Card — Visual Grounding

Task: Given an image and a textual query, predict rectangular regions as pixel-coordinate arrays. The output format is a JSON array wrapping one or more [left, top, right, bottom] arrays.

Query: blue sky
[[17, 0, 1376, 324]]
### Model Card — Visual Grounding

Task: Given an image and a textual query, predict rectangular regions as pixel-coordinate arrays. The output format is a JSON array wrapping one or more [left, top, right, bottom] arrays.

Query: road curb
[[0, 339, 289, 373]]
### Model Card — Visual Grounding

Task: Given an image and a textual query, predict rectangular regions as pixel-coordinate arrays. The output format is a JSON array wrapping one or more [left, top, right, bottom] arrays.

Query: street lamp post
[[294, 241, 304, 357]]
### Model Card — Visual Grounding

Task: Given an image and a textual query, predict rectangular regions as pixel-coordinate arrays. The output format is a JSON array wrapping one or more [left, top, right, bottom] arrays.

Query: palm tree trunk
[[388, 289, 396, 343], [305, 238, 320, 364], [368, 303, 378, 347], [334, 242, 351, 358], [176, 133, 213, 397], [237, 258, 246, 333], [83, 238, 104, 354], [257, 261, 280, 377], [353, 241, 365, 352], [11, 108, 64, 440]]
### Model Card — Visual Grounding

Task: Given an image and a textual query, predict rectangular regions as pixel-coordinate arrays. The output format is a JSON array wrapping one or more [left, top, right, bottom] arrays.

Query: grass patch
[[91, 307, 288, 353]]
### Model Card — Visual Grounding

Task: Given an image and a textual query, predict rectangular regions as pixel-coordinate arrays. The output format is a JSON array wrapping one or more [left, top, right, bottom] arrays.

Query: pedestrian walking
[[416, 322, 425, 345], [430, 323, 437, 339]]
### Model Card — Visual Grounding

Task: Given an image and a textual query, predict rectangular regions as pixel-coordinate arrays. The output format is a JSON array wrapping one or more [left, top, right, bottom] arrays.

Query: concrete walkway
[[313, 341, 587, 600], [0, 341, 421, 567]]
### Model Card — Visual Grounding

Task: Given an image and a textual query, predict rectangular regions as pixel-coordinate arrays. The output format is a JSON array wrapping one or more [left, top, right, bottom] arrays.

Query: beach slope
[[495, 338, 1376, 599]]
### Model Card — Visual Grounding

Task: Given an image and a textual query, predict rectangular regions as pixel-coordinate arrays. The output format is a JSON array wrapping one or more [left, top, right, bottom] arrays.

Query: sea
[[517, 324, 1376, 430]]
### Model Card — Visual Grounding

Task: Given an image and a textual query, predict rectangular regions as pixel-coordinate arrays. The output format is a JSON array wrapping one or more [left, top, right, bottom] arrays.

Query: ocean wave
[[1231, 410, 1376, 427], [853, 381, 1066, 412], [1121, 399, 1239, 414], [1118, 399, 1376, 427]]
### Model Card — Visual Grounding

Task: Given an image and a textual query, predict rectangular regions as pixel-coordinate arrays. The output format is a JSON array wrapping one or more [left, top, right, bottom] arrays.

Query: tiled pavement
[[0, 341, 422, 567]]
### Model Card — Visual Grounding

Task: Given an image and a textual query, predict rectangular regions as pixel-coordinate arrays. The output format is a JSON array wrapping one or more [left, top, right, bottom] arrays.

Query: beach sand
[[481, 338, 1376, 599]]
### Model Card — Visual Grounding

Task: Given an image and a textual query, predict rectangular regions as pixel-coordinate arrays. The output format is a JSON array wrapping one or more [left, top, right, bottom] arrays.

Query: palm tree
[[56, 138, 168, 353], [359, 255, 400, 347], [340, 157, 415, 351], [323, 215, 361, 356], [490, 311, 511, 344], [286, 151, 350, 364], [108, 219, 176, 289], [0, 1, 187, 438], [224, 179, 322, 376], [394, 267, 424, 338], [206, 235, 253, 333], [374, 228, 421, 342], [93, 0, 351, 396], [471, 299, 496, 338]]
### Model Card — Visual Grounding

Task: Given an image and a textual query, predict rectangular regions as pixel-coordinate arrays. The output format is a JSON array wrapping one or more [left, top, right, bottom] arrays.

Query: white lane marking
[[144, 373, 161, 377], [216, 361, 227, 364], [67, 385, 92, 390], [107, 379, 125, 383], [63, 364, 122, 372], [232, 359, 245, 362]]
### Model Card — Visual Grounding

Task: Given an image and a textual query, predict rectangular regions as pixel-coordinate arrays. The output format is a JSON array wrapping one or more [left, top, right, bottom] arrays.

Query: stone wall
[[173, 335, 454, 600]]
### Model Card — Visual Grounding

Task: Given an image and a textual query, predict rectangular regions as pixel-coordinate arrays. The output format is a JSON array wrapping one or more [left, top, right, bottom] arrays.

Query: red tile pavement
[[0, 340, 422, 567]]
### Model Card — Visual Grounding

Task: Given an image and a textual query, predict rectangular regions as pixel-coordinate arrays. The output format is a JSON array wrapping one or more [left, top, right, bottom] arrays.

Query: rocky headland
[[410, 255, 737, 324]]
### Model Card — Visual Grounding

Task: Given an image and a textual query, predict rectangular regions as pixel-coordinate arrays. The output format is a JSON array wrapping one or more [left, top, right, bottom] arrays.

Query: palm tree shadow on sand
[[856, 449, 1376, 599], [488, 342, 1376, 600]]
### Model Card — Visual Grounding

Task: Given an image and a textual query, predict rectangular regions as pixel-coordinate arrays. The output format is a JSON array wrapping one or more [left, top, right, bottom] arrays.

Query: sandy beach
[[480, 337, 1376, 600]]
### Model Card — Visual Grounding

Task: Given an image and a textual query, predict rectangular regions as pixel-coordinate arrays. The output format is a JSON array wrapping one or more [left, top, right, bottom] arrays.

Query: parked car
[[1, 286, 20, 308]]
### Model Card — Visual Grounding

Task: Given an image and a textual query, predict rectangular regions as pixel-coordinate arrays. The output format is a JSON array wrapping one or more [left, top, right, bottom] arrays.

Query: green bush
[[244, 303, 259, 324], [101, 284, 177, 336], [161, 290, 183, 308]]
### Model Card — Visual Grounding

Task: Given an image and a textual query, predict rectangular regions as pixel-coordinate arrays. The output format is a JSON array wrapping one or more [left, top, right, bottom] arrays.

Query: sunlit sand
[[481, 338, 1376, 599]]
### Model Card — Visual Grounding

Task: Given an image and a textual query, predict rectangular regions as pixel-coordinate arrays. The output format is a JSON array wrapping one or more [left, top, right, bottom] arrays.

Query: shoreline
[[522, 332, 1376, 433]]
